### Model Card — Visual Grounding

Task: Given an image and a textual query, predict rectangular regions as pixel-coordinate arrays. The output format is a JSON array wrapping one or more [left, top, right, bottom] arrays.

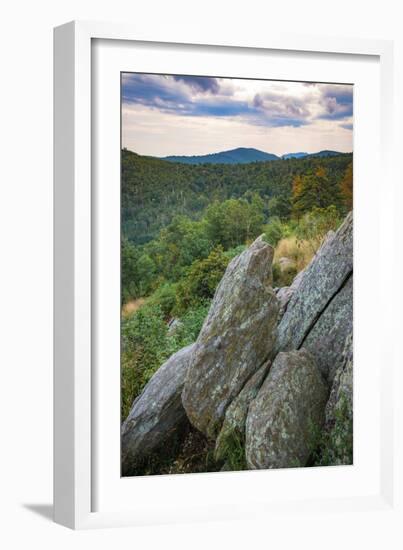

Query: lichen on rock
[[182, 235, 280, 439], [245, 349, 328, 470]]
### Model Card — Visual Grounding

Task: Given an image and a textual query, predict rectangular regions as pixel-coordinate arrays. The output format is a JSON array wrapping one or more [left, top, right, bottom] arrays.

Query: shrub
[[295, 206, 342, 254], [173, 302, 211, 347], [121, 301, 210, 421], [175, 246, 229, 314], [121, 304, 177, 420], [148, 282, 178, 318], [262, 217, 284, 247]]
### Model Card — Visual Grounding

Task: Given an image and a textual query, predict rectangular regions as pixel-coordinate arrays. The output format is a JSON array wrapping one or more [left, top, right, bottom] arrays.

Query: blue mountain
[[282, 152, 308, 159], [161, 148, 346, 165], [161, 147, 280, 165]]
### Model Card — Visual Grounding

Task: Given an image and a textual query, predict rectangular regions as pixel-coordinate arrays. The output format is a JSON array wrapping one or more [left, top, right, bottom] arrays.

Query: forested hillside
[[121, 148, 353, 431], [122, 148, 352, 245]]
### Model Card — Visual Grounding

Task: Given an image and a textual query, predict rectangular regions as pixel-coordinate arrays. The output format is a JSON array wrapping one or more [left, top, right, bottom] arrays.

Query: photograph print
[[120, 73, 353, 476]]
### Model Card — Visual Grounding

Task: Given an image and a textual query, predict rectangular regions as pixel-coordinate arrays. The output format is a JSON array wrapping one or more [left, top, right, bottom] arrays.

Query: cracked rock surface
[[245, 349, 328, 469], [182, 235, 279, 439]]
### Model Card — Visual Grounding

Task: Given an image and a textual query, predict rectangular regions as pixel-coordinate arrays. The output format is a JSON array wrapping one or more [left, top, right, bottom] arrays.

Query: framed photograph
[[54, 21, 395, 529]]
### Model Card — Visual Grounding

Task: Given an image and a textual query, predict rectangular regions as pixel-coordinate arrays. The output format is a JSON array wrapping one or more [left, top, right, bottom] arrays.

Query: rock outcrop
[[276, 212, 353, 382], [275, 267, 306, 319], [122, 212, 354, 475], [121, 344, 195, 474], [182, 236, 280, 439], [322, 332, 353, 464], [214, 362, 269, 464], [303, 275, 353, 382], [245, 349, 328, 469]]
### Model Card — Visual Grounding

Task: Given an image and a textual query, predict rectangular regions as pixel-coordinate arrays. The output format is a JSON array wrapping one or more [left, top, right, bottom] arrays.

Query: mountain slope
[[161, 147, 279, 165], [122, 149, 352, 245]]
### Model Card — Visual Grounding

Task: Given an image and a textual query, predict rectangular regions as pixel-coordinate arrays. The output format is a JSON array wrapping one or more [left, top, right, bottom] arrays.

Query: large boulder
[[275, 212, 353, 381], [245, 349, 328, 469], [214, 362, 269, 465], [182, 236, 280, 439], [121, 344, 195, 474], [275, 267, 306, 319], [322, 332, 353, 465], [303, 275, 352, 383], [276, 213, 352, 352]]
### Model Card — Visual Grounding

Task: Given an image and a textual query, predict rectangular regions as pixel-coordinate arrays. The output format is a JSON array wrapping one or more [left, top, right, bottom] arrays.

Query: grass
[[122, 297, 146, 318], [274, 236, 314, 273]]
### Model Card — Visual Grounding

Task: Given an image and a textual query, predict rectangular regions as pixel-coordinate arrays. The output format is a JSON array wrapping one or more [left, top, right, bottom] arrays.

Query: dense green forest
[[121, 150, 353, 421], [122, 148, 352, 245]]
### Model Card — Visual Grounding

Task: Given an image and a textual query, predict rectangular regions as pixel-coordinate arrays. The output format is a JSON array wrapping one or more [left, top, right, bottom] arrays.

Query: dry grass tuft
[[274, 236, 315, 273], [122, 298, 146, 318]]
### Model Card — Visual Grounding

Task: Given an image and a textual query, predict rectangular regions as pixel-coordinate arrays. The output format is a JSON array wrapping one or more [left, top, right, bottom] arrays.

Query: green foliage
[[310, 392, 353, 467], [175, 247, 229, 314], [121, 304, 177, 419], [121, 300, 210, 421], [122, 149, 352, 245], [268, 195, 291, 220], [295, 206, 342, 253], [292, 166, 343, 219], [217, 431, 247, 471], [204, 194, 265, 249], [121, 237, 140, 303], [148, 282, 178, 318], [173, 302, 211, 347], [341, 161, 353, 211], [146, 215, 213, 282], [263, 217, 284, 247], [223, 244, 247, 260]]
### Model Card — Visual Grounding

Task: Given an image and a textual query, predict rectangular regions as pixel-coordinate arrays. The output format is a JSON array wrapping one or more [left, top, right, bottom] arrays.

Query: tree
[[121, 238, 140, 303], [175, 246, 229, 314], [268, 195, 291, 220], [205, 195, 265, 249], [340, 162, 353, 211], [263, 217, 284, 247], [292, 167, 342, 218]]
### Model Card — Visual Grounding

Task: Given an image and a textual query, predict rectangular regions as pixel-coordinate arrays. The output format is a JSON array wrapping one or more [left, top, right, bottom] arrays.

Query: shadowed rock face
[[121, 344, 195, 474], [182, 235, 280, 439], [276, 212, 353, 382], [323, 332, 353, 465], [245, 349, 328, 470], [214, 362, 269, 463]]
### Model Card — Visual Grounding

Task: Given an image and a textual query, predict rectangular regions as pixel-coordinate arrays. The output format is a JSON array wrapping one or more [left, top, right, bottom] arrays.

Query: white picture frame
[[54, 20, 396, 530]]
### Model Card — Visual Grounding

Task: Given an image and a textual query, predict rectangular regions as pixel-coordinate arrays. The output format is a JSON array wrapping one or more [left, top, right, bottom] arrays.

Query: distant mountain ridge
[[282, 152, 308, 159], [160, 147, 345, 165], [161, 147, 279, 165]]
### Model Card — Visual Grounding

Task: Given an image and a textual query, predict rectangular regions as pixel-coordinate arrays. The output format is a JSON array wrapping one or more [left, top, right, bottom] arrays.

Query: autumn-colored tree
[[340, 162, 353, 211], [291, 166, 342, 218]]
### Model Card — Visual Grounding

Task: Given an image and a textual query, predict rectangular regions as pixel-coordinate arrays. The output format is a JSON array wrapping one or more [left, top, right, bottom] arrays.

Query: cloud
[[251, 91, 311, 127], [339, 122, 353, 130], [172, 75, 220, 94], [122, 74, 353, 132], [122, 74, 315, 128], [317, 85, 353, 121]]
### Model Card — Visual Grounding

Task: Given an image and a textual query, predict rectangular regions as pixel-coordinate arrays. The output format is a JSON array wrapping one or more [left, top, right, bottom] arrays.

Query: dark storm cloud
[[172, 75, 220, 94]]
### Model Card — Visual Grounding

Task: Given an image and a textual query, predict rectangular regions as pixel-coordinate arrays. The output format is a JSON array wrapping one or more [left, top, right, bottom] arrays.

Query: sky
[[121, 73, 353, 157]]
